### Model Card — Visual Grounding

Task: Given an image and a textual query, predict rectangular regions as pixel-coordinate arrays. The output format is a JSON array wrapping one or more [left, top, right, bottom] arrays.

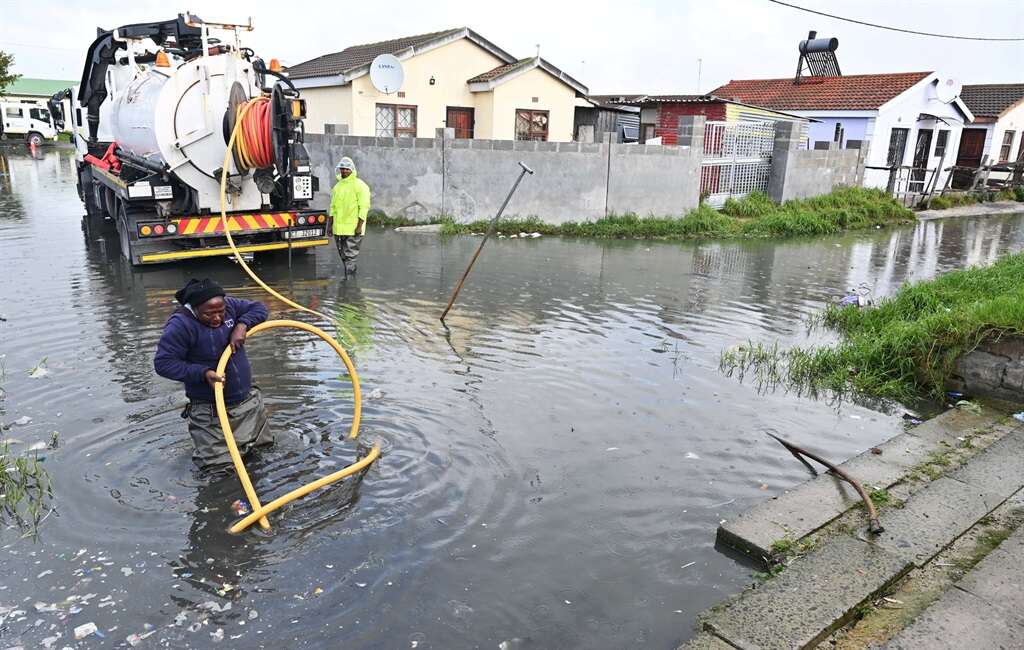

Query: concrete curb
[[916, 200, 1024, 221], [715, 409, 995, 566]]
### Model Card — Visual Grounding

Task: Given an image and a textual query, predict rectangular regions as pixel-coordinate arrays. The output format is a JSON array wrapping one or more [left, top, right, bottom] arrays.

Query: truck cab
[[0, 102, 59, 145]]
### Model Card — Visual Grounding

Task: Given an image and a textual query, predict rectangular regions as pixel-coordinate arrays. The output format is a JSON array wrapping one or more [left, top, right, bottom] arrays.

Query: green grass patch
[[439, 187, 911, 241], [0, 441, 53, 532], [722, 253, 1024, 403], [366, 210, 447, 229]]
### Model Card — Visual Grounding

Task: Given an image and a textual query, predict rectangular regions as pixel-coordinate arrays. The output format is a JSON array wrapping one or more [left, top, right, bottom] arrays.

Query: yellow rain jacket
[[329, 168, 371, 236]]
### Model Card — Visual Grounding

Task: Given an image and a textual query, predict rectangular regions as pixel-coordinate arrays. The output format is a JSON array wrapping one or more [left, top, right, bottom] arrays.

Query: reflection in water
[[1, 149, 1023, 648]]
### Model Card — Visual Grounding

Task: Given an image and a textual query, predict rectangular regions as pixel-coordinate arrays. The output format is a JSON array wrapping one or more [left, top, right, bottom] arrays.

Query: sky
[[0, 0, 1021, 94]]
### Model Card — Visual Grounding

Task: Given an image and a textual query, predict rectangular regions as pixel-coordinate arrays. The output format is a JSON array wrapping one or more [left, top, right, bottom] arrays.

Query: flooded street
[[2, 149, 1024, 649]]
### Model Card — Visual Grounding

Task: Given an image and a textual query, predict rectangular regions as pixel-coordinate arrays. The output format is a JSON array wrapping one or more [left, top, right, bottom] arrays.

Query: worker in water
[[330, 156, 371, 277], [154, 278, 273, 470]]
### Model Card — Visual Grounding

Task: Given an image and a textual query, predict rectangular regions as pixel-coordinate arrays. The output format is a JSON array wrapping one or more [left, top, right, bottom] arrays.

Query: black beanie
[[175, 278, 225, 307]]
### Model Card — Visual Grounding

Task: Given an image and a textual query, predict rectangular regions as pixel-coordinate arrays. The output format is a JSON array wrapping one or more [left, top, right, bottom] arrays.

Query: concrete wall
[[769, 121, 865, 202], [307, 127, 700, 223], [950, 336, 1024, 402]]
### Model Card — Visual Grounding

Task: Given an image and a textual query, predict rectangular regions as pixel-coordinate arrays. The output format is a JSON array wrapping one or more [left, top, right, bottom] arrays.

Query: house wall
[[654, 103, 726, 145], [301, 86, 353, 135], [344, 38, 507, 138], [487, 66, 578, 142], [474, 92, 495, 139], [985, 100, 1024, 162], [865, 76, 967, 189]]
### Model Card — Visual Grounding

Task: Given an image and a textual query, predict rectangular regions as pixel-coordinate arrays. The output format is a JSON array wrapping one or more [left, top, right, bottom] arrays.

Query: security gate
[[699, 120, 775, 207]]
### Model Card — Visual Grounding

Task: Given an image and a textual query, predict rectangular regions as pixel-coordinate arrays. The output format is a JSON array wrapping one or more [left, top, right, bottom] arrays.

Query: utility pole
[[696, 58, 702, 94]]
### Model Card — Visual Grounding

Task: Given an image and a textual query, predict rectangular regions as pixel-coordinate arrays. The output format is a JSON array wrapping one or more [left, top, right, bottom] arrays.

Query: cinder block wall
[[949, 336, 1024, 402], [307, 128, 702, 224], [769, 122, 867, 202]]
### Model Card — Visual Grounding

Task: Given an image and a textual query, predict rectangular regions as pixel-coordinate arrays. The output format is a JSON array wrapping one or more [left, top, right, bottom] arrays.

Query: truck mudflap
[[125, 210, 330, 265]]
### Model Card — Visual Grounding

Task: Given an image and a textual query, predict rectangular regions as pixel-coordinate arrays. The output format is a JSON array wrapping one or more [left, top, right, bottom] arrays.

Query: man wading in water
[[330, 156, 371, 278], [154, 278, 273, 469]]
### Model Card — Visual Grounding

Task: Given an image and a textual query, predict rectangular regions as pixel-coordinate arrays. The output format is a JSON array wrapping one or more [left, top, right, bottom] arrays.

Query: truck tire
[[115, 200, 140, 266], [26, 132, 44, 147], [79, 167, 109, 229]]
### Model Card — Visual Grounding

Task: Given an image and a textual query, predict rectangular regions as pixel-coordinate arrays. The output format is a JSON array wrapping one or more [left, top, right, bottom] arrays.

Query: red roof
[[712, 72, 932, 111]]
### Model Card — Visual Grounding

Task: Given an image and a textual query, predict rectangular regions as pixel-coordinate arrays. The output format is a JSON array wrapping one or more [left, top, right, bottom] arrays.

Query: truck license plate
[[283, 228, 323, 239]]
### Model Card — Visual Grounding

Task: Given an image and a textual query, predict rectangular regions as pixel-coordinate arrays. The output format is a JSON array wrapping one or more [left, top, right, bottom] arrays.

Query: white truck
[[62, 13, 328, 265], [0, 101, 60, 145]]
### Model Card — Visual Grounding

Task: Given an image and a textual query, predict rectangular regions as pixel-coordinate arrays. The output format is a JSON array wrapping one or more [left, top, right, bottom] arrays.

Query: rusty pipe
[[766, 432, 884, 534]]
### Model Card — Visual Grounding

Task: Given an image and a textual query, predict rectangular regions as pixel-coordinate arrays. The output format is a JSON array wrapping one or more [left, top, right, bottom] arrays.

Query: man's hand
[[229, 323, 248, 353], [356, 219, 365, 235], [205, 369, 225, 389]]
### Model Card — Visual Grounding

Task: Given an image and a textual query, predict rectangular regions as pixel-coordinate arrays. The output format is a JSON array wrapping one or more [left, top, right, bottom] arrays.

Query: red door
[[446, 107, 474, 139], [952, 128, 987, 188]]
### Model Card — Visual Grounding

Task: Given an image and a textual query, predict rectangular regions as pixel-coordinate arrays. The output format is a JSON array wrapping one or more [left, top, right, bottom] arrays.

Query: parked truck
[[64, 13, 328, 265], [0, 101, 60, 146]]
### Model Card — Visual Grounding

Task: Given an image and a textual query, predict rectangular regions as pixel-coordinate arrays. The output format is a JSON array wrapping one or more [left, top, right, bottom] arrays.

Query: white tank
[[105, 52, 265, 212]]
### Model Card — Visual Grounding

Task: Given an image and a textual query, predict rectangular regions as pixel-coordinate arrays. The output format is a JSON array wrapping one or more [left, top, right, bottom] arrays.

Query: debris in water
[[28, 441, 47, 452], [605, 447, 619, 451], [902, 413, 924, 426], [41, 636, 60, 649], [126, 630, 156, 646], [28, 358, 49, 379], [217, 583, 235, 596], [368, 388, 384, 400], [36, 569, 53, 578], [121, 567, 134, 577], [945, 390, 965, 401], [355, 582, 367, 588], [956, 400, 981, 414], [870, 447, 883, 455], [530, 232, 542, 238], [74, 622, 98, 640], [13, 416, 31, 426], [34, 602, 57, 613], [231, 500, 251, 516], [313, 586, 324, 596], [849, 414, 862, 420], [248, 609, 258, 620], [210, 628, 225, 642], [684, 452, 700, 460], [680, 561, 696, 570], [1013, 412, 1024, 423]]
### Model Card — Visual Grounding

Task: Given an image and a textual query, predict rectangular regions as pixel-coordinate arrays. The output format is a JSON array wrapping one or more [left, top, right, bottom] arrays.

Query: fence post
[[768, 121, 799, 203], [437, 127, 454, 218]]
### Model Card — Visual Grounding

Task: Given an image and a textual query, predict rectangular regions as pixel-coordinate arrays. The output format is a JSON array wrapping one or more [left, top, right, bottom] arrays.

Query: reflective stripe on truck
[[172, 212, 326, 236]]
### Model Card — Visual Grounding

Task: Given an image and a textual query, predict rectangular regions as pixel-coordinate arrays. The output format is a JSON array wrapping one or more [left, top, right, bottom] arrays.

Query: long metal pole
[[440, 161, 534, 321]]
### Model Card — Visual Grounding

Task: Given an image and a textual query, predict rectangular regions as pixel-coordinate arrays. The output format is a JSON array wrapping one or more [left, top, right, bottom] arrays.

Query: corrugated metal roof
[[1, 77, 77, 97], [712, 72, 932, 111], [960, 83, 1024, 119]]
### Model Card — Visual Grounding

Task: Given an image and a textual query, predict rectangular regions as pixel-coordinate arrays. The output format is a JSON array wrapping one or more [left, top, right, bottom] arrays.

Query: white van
[[0, 102, 59, 145]]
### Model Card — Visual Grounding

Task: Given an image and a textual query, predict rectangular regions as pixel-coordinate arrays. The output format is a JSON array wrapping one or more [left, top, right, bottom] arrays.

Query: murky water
[[2, 149, 1023, 649]]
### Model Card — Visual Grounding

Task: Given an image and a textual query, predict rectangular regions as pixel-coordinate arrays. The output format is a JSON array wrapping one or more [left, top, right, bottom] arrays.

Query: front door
[[910, 128, 933, 192], [446, 107, 474, 139], [953, 128, 987, 189]]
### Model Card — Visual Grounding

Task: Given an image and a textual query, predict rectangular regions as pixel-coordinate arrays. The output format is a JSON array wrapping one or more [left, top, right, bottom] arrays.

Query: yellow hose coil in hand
[[215, 97, 377, 534]]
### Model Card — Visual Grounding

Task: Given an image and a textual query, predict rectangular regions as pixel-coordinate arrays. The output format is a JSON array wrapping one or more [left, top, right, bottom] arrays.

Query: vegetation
[[721, 252, 1024, 403], [927, 188, 1024, 210], [0, 441, 53, 532], [437, 187, 913, 240], [0, 51, 18, 95]]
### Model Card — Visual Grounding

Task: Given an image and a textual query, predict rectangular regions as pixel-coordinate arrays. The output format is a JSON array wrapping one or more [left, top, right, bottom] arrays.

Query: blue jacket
[[154, 297, 268, 404]]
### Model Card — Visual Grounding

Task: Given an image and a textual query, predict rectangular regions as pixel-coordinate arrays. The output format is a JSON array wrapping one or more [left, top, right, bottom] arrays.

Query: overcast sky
[[1, 0, 1021, 93]]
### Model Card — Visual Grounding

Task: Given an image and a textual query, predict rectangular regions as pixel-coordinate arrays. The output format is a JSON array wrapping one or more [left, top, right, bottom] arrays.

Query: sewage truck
[[65, 13, 328, 265]]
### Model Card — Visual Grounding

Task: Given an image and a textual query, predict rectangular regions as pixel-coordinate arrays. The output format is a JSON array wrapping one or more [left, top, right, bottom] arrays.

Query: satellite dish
[[935, 77, 962, 104], [369, 54, 404, 94]]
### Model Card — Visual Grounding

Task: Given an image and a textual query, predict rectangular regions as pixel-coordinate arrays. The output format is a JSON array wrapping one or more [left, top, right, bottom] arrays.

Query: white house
[[713, 72, 974, 190], [956, 84, 1024, 187]]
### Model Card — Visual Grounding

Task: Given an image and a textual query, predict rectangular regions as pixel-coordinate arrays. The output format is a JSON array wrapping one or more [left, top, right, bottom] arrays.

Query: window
[[375, 104, 416, 137], [29, 108, 50, 123], [5, 106, 23, 118], [999, 130, 1016, 162], [934, 129, 950, 158], [886, 127, 910, 166], [515, 109, 549, 141]]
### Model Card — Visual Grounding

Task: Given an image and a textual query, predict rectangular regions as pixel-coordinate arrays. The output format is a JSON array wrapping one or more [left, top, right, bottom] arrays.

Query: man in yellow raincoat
[[329, 157, 371, 277]]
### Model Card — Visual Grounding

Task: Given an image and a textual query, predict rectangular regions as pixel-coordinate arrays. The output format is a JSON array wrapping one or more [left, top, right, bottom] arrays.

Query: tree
[[0, 51, 20, 96]]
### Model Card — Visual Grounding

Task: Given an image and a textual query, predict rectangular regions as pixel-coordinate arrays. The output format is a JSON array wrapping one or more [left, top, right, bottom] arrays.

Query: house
[[574, 95, 641, 143], [956, 84, 1024, 187], [0, 77, 77, 131], [610, 94, 809, 145], [286, 28, 588, 142], [713, 72, 974, 190]]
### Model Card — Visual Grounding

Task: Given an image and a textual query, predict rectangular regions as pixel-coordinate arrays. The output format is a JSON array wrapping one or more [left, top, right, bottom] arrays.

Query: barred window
[[934, 129, 950, 158], [886, 128, 909, 166], [515, 109, 549, 141], [375, 104, 417, 137]]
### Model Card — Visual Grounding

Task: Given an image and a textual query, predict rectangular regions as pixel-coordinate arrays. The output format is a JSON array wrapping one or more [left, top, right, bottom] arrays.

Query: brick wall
[[655, 103, 727, 145]]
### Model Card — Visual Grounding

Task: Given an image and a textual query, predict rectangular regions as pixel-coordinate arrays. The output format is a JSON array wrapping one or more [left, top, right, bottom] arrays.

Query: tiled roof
[[286, 28, 463, 79], [712, 72, 932, 111], [467, 58, 532, 83], [960, 83, 1024, 118]]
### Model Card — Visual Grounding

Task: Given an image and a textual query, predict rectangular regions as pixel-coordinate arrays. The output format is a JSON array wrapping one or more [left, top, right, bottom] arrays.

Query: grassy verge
[[926, 187, 1024, 210], [436, 187, 913, 240], [721, 252, 1024, 403]]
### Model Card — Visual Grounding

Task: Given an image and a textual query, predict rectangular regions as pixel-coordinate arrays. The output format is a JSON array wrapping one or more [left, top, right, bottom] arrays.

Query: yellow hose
[[213, 96, 376, 534]]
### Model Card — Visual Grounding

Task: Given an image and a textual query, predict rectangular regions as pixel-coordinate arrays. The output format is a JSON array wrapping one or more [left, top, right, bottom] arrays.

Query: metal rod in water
[[440, 161, 534, 321]]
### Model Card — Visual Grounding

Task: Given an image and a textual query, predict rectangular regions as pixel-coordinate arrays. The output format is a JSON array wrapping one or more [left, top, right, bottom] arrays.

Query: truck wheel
[[26, 132, 43, 147], [79, 167, 109, 229], [116, 201, 140, 266]]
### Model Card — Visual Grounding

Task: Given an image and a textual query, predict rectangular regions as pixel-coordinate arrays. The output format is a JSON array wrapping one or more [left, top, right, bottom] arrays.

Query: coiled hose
[[215, 96, 379, 534]]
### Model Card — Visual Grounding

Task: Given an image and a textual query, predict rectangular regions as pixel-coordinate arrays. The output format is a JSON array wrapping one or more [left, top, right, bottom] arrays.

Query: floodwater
[[2, 149, 1023, 649]]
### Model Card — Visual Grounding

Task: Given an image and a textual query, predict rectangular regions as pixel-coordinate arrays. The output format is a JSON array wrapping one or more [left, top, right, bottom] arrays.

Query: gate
[[699, 120, 776, 207]]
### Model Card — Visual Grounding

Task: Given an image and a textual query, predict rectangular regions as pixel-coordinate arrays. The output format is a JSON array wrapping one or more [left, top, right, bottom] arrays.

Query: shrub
[[927, 196, 952, 210], [1014, 187, 1024, 202], [994, 189, 1016, 202], [722, 192, 775, 218]]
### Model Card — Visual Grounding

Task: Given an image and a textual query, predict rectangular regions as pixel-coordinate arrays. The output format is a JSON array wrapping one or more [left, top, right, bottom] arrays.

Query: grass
[[721, 252, 1024, 403], [437, 187, 913, 241], [0, 441, 53, 532], [927, 188, 1024, 210]]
